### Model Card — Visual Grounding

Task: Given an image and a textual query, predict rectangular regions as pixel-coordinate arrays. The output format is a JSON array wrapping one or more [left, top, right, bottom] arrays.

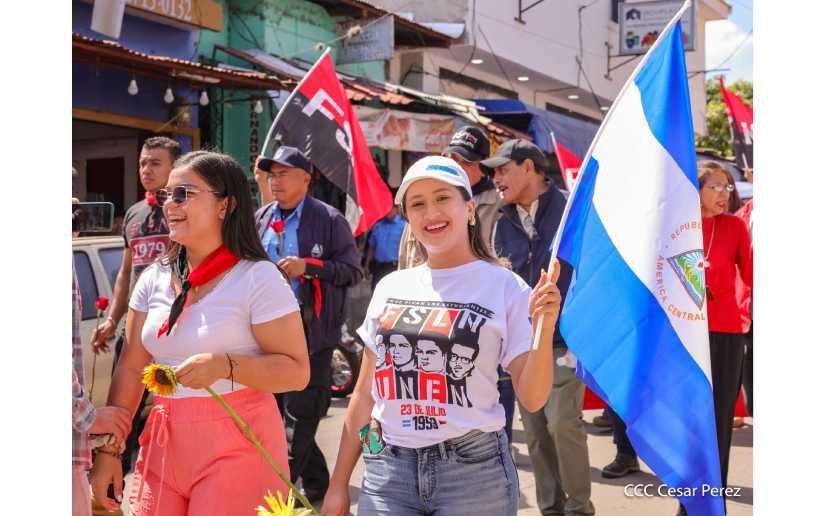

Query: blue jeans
[[358, 429, 519, 515]]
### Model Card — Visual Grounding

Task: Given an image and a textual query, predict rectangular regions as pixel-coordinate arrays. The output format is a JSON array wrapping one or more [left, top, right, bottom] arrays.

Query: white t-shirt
[[357, 259, 532, 448], [129, 259, 299, 398]]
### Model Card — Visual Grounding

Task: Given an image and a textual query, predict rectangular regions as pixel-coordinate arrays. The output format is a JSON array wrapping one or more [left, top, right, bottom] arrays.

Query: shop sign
[[618, 0, 695, 55]]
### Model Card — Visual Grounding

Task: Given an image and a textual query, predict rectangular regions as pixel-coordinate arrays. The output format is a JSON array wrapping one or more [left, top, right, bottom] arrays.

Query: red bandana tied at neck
[[145, 191, 158, 207], [157, 245, 240, 337]]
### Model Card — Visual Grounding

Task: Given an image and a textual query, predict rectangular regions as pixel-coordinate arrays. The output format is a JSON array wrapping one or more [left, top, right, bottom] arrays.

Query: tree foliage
[[695, 78, 753, 157]]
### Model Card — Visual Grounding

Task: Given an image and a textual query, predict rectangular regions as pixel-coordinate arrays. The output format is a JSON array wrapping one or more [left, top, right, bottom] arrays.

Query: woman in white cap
[[321, 155, 561, 516]]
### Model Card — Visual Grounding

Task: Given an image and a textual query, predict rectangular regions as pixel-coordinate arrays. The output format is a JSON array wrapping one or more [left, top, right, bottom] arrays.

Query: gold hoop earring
[[469, 213, 476, 226]]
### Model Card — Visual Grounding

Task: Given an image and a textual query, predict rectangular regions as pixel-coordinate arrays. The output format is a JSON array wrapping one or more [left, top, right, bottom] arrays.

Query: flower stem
[[205, 387, 319, 515], [90, 313, 100, 401]]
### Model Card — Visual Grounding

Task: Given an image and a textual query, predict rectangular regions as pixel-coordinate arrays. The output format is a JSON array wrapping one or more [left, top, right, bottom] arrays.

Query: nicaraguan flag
[[556, 12, 724, 516]]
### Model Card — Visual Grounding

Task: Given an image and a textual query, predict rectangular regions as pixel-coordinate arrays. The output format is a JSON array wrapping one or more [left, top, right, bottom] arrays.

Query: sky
[[704, 0, 753, 84]]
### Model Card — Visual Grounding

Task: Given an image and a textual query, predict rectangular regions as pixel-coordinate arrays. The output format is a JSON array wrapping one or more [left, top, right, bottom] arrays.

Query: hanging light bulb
[[163, 87, 174, 104], [199, 90, 209, 106], [253, 99, 264, 114], [127, 78, 139, 95]]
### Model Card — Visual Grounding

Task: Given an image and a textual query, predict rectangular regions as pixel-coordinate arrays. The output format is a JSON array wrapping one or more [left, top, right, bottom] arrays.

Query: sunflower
[[141, 363, 178, 396], [255, 490, 312, 516]]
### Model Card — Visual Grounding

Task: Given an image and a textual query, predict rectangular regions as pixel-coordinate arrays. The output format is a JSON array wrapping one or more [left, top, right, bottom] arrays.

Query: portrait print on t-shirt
[[373, 298, 489, 409]]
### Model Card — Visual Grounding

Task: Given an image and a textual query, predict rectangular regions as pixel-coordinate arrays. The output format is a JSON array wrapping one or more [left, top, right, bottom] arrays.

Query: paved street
[[120, 398, 752, 515], [313, 399, 753, 515]]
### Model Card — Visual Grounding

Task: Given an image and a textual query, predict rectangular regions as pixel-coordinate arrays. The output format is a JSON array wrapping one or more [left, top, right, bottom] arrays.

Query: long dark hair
[[162, 151, 270, 266], [400, 186, 504, 266]]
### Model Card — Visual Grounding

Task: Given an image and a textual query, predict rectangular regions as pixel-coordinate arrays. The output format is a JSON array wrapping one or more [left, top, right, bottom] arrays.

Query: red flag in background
[[267, 49, 392, 236], [550, 131, 583, 190], [719, 77, 754, 169]]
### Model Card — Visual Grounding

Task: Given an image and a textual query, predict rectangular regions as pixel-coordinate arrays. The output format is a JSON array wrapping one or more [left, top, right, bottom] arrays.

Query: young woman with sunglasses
[[89, 151, 310, 515], [321, 156, 561, 516], [696, 160, 752, 511]]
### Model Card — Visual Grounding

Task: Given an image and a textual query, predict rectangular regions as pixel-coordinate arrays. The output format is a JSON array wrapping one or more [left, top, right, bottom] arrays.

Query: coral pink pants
[[129, 388, 289, 516]]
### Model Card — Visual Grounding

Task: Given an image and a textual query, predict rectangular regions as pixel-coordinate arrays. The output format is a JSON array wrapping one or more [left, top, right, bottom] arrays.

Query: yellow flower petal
[[141, 363, 178, 396], [255, 490, 312, 516], [264, 490, 280, 512]]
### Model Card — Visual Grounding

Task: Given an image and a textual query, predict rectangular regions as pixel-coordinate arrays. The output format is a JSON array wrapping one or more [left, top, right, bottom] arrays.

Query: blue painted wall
[[73, 0, 199, 138]]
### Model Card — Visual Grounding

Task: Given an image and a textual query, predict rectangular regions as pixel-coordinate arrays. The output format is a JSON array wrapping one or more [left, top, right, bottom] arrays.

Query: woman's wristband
[[225, 353, 238, 391], [96, 448, 122, 460]]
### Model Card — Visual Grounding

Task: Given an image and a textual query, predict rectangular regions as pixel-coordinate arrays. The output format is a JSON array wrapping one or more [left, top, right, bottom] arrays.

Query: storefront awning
[[217, 46, 528, 143], [218, 46, 412, 105], [73, 33, 287, 91], [474, 99, 599, 158], [390, 86, 531, 142]]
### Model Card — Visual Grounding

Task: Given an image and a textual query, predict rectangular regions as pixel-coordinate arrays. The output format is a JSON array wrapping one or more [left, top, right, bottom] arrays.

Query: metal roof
[[72, 33, 286, 90], [219, 46, 412, 105], [305, 0, 460, 47]]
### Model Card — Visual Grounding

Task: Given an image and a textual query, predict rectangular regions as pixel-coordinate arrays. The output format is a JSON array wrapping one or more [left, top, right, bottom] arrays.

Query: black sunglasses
[[157, 186, 222, 206]]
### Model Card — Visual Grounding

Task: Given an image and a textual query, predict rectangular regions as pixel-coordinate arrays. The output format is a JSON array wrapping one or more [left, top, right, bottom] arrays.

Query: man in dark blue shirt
[[255, 146, 362, 504], [364, 205, 406, 290]]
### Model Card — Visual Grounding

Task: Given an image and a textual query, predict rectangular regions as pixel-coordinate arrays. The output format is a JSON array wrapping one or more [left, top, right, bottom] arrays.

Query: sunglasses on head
[[156, 186, 222, 206]]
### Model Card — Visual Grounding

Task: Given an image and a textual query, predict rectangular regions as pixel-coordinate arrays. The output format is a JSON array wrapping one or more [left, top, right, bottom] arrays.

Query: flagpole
[[531, 0, 693, 351], [549, 131, 572, 191], [259, 47, 333, 158]]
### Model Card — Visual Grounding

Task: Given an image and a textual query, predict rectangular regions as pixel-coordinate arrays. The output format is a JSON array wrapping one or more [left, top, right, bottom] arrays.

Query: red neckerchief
[[157, 245, 240, 337], [145, 191, 158, 206]]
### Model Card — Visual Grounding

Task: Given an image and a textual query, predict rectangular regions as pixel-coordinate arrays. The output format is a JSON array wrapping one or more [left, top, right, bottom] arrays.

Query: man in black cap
[[398, 125, 502, 268], [254, 146, 362, 504], [484, 139, 595, 516]]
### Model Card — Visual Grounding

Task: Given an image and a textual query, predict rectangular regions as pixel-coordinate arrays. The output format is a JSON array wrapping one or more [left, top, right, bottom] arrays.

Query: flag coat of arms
[[264, 49, 393, 236], [556, 6, 724, 515]]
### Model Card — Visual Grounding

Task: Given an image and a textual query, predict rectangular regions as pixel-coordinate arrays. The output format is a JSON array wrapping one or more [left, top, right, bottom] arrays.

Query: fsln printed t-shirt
[[357, 259, 532, 448]]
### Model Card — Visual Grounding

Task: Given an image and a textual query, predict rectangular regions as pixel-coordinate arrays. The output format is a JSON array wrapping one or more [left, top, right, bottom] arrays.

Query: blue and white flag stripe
[[556, 11, 724, 516], [589, 77, 712, 381]]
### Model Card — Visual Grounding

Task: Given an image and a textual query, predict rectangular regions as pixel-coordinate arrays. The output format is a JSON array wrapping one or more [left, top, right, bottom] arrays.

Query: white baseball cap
[[394, 155, 473, 206]]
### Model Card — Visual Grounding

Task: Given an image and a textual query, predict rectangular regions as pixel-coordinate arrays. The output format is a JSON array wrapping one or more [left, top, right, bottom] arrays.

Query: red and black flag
[[262, 49, 392, 236], [550, 131, 583, 191], [719, 77, 753, 169]]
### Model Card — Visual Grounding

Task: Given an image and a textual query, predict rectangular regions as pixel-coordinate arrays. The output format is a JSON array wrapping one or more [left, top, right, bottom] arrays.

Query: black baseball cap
[[480, 139, 549, 175], [444, 126, 490, 162], [258, 146, 312, 174]]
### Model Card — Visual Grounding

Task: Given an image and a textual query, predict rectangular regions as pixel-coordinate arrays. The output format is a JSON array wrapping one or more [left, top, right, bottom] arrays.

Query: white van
[[72, 235, 124, 407]]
